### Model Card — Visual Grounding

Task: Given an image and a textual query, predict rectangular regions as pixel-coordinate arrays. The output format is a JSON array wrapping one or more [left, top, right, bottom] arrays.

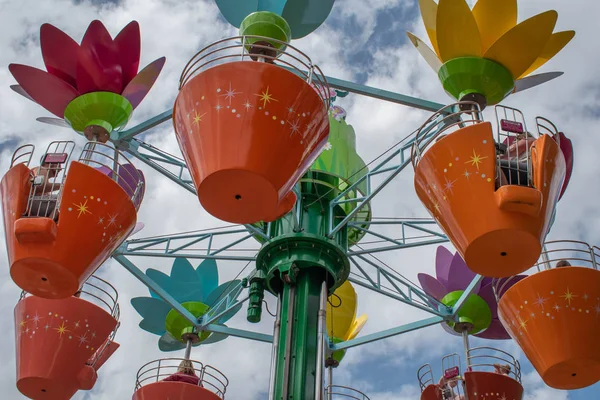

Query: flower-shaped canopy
[[131, 258, 243, 352], [214, 0, 336, 39], [9, 20, 165, 120], [327, 280, 367, 363], [408, 0, 574, 105], [557, 132, 574, 200], [418, 246, 526, 339]]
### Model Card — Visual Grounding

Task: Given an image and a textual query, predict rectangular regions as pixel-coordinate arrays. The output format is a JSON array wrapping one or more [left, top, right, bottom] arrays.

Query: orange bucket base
[[464, 228, 540, 278], [498, 267, 600, 390], [17, 376, 77, 400], [199, 169, 281, 224], [133, 382, 222, 400], [11, 257, 79, 299], [544, 358, 600, 390]]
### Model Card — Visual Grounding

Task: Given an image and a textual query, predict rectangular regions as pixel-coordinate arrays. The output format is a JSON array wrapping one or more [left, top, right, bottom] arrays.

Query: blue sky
[[1, 0, 600, 399]]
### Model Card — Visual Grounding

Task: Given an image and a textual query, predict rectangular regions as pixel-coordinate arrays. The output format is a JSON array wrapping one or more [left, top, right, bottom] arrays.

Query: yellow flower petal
[[419, 0, 441, 57], [472, 0, 518, 53], [483, 10, 558, 79], [327, 280, 357, 339], [519, 31, 575, 78], [437, 0, 483, 62], [344, 314, 368, 341], [407, 32, 443, 72]]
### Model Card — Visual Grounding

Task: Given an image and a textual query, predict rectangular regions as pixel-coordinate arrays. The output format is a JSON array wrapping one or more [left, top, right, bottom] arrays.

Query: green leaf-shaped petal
[[158, 332, 187, 352], [131, 297, 172, 335], [195, 258, 219, 303]]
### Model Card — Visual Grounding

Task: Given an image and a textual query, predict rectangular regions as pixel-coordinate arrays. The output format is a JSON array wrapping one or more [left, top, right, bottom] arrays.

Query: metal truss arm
[[114, 255, 273, 344], [348, 254, 450, 317], [331, 316, 444, 351], [450, 274, 484, 318], [114, 228, 259, 261]]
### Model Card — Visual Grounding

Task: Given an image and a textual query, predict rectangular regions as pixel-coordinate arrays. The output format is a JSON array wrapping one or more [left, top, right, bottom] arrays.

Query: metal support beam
[[202, 323, 273, 344], [113, 255, 198, 325], [114, 110, 173, 142], [331, 316, 444, 351], [451, 274, 484, 318]]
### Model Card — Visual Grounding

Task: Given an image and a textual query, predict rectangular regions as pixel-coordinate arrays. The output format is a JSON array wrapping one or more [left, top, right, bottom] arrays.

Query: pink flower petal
[[114, 21, 141, 87], [558, 132, 573, 200], [418, 273, 447, 301], [77, 20, 123, 94], [9, 64, 79, 118], [40, 23, 80, 87], [122, 57, 166, 109]]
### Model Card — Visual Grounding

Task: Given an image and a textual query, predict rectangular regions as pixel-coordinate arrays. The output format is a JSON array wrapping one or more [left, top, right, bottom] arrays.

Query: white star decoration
[[220, 82, 241, 105], [243, 100, 252, 110], [287, 119, 301, 136]]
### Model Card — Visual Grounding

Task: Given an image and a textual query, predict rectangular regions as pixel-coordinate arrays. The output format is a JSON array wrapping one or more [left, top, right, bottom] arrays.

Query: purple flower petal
[[445, 252, 480, 294], [475, 319, 511, 340], [435, 246, 454, 288], [418, 273, 447, 301], [478, 283, 498, 318]]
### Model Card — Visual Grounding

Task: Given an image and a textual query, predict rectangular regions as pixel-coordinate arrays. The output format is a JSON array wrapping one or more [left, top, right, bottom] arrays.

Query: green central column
[[247, 112, 370, 399]]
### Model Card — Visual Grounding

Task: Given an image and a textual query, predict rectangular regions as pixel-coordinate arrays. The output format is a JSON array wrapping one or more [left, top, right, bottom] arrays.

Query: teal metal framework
[[109, 71, 483, 354]]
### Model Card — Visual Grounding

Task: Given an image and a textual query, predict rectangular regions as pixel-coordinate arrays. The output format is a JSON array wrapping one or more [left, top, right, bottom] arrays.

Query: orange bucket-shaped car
[[132, 358, 228, 400], [497, 240, 600, 390], [15, 276, 120, 399], [412, 104, 565, 277], [419, 349, 524, 400], [2, 142, 140, 298], [173, 37, 330, 224]]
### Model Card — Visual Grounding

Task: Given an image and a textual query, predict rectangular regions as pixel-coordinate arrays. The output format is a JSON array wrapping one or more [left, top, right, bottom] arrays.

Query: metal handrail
[[87, 322, 120, 368], [10, 144, 35, 168], [466, 346, 522, 383], [134, 358, 228, 398], [178, 35, 330, 109], [411, 101, 483, 168], [19, 274, 120, 320], [493, 240, 599, 302], [78, 142, 145, 210], [325, 385, 370, 400], [536, 116, 560, 145], [417, 363, 434, 391]]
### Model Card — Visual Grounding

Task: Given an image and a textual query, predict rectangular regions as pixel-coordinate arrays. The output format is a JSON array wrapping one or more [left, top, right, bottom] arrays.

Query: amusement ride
[[1, 0, 597, 399]]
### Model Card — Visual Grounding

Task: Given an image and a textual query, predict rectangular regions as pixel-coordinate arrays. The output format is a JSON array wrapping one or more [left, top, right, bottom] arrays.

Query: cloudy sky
[[1, 0, 599, 399]]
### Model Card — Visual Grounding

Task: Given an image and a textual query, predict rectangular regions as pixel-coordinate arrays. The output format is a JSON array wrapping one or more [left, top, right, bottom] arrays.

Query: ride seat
[[132, 382, 222, 400]]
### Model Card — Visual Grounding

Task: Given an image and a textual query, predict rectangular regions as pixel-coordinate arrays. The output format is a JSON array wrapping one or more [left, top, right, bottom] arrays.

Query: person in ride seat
[[29, 160, 63, 218], [437, 375, 465, 400], [556, 260, 572, 268], [493, 364, 511, 376], [163, 360, 202, 386], [501, 132, 536, 161]]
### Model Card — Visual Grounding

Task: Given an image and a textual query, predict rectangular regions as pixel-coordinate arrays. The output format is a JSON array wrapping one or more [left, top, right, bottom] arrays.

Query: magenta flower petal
[[435, 246, 454, 288], [475, 319, 511, 340], [418, 273, 447, 301], [114, 21, 141, 87], [40, 23, 80, 87], [9, 64, 79, 118], [77, 20, 123, 94], [122, 57, 166, 109], [445, 252, 480, 294], [558, 132, 573, 200]]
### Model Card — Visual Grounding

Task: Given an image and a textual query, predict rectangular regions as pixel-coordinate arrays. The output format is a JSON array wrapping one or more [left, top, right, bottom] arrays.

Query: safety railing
[[87, 323, 120, 368], [495, 105, 534, 188], [417, 363, 434, 391], [536, 116, 560, 144], [78, 142, 145, 210], [178, 35, 330, 108], [10, 144, 35, 169], [135, 358, 228, 398], [325, 385, 370, 400], [19, 274, 120, 320], [493, 240, 599, 301], [411, 101, 484, 168], [466, 346, 522, 383], [25, 141, 75, 219]]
